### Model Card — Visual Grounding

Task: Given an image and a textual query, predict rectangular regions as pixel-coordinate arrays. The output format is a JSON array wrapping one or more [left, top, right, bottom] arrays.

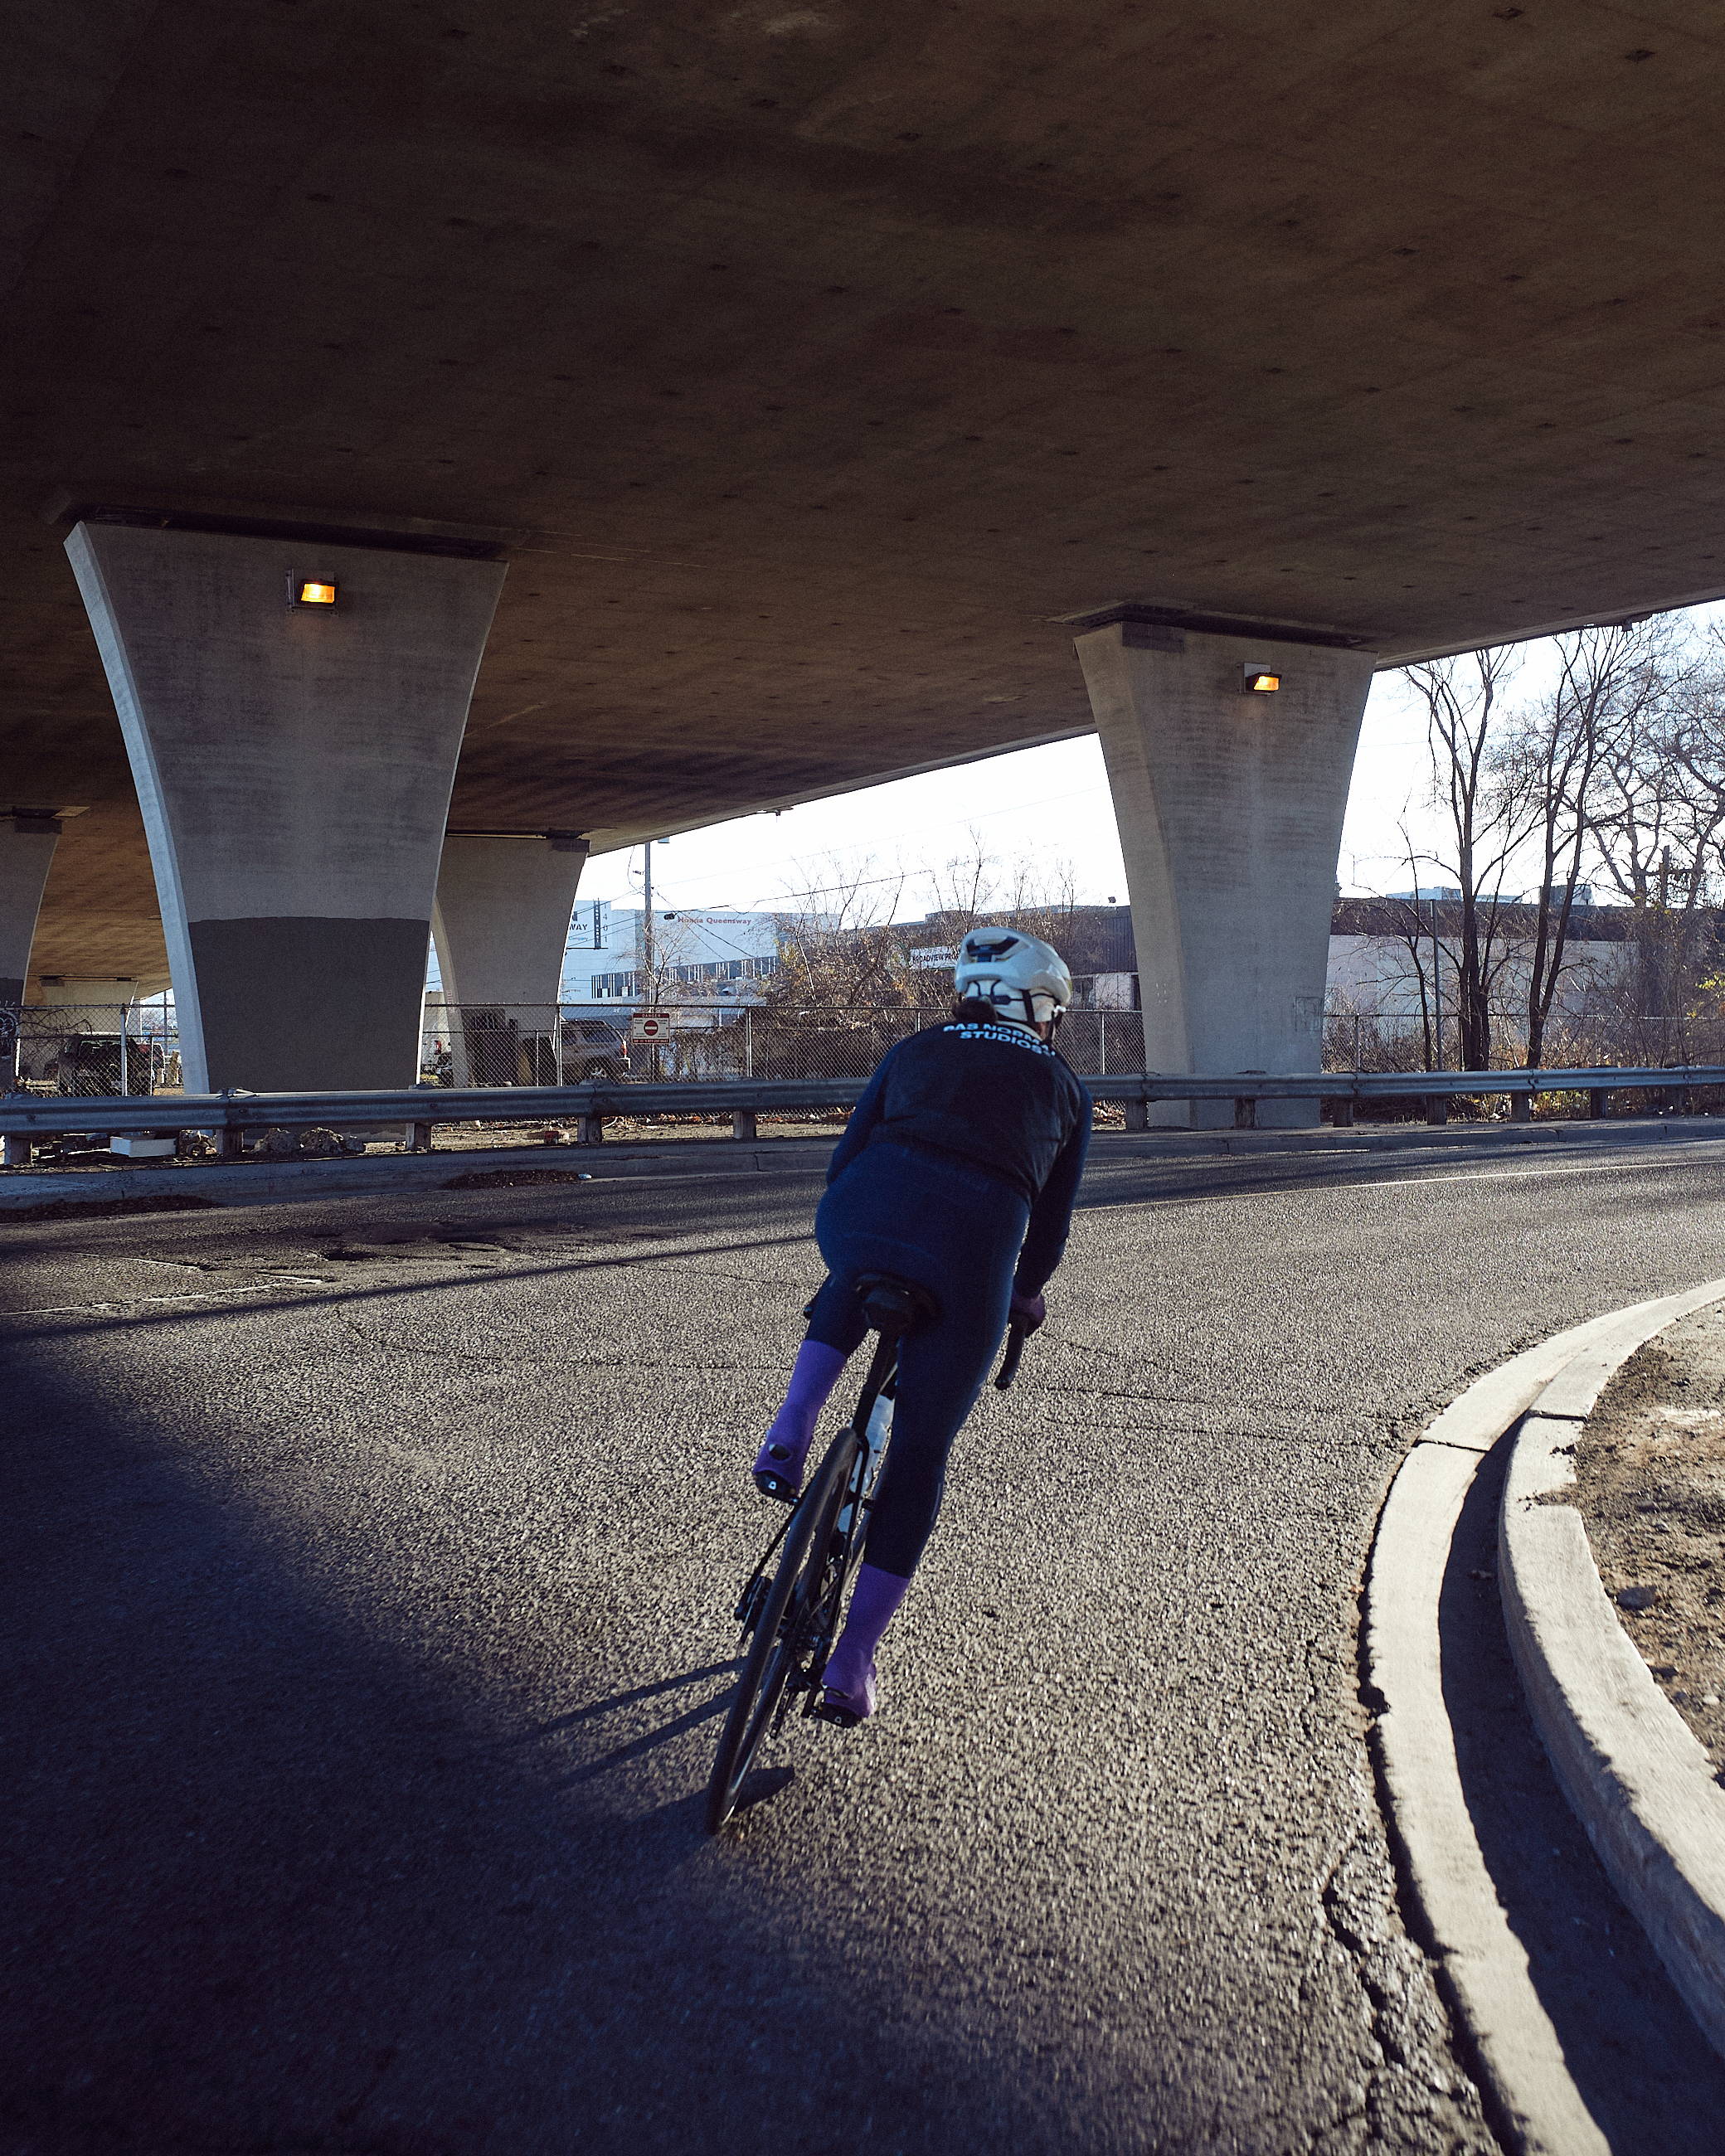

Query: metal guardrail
[[2, 1065, 1723, 1164]]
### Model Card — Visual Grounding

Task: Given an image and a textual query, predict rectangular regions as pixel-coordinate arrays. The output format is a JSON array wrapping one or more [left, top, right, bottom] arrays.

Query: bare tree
[[1401, 648, 1532, 1068], [763, 855, 915, 1011], [997, 850, 1081, 963], [762, 832, 1085, 1022], [1583, 624, 1721, 1056], [1499, 627, 1650, 1066], [1382, 828, 1441, 1071], [919, 832, 1080, 974], [1361, 614, 1725, 1079]]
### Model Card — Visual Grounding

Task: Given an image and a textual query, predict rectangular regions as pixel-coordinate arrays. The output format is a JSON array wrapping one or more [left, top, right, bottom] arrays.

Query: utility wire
[[593, 779, 1114, 911]]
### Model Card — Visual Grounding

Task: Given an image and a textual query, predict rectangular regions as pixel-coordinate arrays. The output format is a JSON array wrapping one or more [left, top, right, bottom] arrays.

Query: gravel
[[1570, 1302, 1725, 1775]]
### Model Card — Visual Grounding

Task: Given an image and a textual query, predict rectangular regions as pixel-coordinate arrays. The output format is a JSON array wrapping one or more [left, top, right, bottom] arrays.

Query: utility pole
[[642, 838, 654, 1002], [642, 838, 658, 1080]]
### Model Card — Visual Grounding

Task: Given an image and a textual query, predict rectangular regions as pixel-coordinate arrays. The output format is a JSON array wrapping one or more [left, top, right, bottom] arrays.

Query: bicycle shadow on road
[[433, 1656, 800, 1818], [540, 1663, 742, 1789], [0, 1328, 1097, 2154]]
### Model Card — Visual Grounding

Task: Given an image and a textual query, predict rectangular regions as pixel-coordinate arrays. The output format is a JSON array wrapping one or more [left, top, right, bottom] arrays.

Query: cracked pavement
[[10, 1132, 1725, 2152]]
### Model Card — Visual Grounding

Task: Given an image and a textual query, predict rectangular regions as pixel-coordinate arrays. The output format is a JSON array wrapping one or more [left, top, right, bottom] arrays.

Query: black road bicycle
[[706, 1272, 1028, 1834]]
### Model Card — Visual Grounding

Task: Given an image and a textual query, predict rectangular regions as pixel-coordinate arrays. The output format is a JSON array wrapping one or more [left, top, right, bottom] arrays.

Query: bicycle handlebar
[[994, 1318, 1028, 1391]]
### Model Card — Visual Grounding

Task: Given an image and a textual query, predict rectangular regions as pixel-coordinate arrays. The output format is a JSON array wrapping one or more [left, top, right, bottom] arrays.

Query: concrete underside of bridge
[[7, 0, 1725, 983]]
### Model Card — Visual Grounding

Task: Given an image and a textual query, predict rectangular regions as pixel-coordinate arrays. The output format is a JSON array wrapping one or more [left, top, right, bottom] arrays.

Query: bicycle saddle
[[854, 1272, 940, 1334]]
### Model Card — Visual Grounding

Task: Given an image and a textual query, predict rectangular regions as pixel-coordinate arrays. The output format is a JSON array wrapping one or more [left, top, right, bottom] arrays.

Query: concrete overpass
[[6, 2, 1725, 1101]]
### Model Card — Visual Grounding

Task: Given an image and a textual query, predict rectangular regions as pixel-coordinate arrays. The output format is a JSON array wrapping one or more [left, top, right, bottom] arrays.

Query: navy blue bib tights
[[804, 1018, 1091, 1579]]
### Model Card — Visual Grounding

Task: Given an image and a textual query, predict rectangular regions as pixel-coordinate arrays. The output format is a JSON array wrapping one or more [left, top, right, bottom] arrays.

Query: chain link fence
[[14, 994, 1721, 1102], [1320, 1000, 1725, 1075], [3, 1004, 181, 1095], [420, 1006, 628, 1087], [418, 1004, 1153, 1085]]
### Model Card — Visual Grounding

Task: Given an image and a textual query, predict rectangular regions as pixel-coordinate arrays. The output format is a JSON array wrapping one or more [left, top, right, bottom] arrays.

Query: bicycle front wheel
[[706, 1426, 860, 1833]]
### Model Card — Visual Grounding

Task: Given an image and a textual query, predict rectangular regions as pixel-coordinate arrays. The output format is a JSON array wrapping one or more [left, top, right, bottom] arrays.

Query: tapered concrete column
[[66, 520, 505, 1093], [1072, 611, 1376, 1127], [0, 813, 60, 1005], [432, 833, 587, 1012], [431, 833, 587, 1082]]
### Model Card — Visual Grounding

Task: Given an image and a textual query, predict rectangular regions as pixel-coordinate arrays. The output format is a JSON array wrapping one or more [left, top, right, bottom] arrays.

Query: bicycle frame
[[710, 1304, 1033, 1828], [731, 1323, 898, 1683], [730, 1309, 1028, 1650]]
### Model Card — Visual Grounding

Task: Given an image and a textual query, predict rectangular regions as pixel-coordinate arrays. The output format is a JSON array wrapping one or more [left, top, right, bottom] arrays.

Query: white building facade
[[562, 906, 780, 1008]]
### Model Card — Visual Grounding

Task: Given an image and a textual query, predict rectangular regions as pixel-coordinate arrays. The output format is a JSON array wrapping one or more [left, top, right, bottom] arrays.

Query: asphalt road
[[9, 1131, 1725, 2154]]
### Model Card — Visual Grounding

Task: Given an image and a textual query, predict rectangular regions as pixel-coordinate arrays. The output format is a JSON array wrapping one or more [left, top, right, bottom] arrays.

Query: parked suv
[[559, 1017, 629, 1081]]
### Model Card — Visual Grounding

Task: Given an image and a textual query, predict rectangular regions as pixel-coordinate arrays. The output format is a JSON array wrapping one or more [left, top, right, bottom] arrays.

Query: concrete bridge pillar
[[1071, 609, 1375, 1128], [0, 813, 61, 1006], [66, 519, 504, 1094], [430, 833, 588, 1084]]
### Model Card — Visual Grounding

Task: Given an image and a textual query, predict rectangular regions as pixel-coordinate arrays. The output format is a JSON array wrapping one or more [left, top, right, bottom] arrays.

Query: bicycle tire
[[706, 1425, 861, 1833]]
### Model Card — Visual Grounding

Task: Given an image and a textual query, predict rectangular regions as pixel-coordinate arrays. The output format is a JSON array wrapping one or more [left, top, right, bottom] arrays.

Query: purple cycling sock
[[752, 1339, 848, 1491], [824, 1562, 911, 1716]]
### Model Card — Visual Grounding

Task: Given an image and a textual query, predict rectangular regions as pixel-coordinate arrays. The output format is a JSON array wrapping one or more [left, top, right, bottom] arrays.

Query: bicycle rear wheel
[[707, 1425, 860, 1833]]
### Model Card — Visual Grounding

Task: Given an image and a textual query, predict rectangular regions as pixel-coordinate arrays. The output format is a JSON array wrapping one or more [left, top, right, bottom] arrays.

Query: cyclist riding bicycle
[[751, 925, 1092, 1723]]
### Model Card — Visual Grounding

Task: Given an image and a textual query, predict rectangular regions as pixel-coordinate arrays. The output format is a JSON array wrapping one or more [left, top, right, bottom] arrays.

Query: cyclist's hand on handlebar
[[1009, 1289, 1046, 1333]]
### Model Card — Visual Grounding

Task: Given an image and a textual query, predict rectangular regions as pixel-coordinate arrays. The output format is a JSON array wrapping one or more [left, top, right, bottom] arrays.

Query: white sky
[[581, 606, 1723, 924]]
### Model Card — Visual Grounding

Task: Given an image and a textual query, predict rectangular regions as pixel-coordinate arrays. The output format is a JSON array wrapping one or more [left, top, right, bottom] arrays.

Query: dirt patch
[[0, 1192, 220, 1225], [415, 1118, 842, 1148], [590, 1129, 845, 1147], [441, 1168, 600, 1188], [1570, 1303, 1725, 1773]]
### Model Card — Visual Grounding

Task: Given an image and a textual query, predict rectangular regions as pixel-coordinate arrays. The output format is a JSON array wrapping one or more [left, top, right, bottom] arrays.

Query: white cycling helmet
[[953, 925, 1072, 1031]]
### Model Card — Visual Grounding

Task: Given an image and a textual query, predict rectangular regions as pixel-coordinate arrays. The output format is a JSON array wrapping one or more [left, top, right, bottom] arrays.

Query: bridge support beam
[[1073, 613, 1375, 1129], [430, 833, 587, 1083], [66, 520, 504, 1094], [31, 974, 169, 1006], [0, 813, 60, 1007]]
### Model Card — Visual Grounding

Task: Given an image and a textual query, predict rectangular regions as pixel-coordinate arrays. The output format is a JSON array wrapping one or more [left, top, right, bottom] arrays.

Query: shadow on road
[[506, 1659, 743, 1745], [0, 1343, 1083, 2155], [0, 1229, 821, 1347], [547, 1682, 739, 1788], [1437, 1437, 1725, 2151]]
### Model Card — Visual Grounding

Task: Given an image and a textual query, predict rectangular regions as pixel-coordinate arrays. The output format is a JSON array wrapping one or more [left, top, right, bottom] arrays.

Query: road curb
[[1363, 1282, 1725, 2151], [1498, 1287, 1725, 2066]]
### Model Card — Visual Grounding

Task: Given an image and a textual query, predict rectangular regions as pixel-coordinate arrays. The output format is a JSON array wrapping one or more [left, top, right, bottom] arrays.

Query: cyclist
[[751, 925, 1091, 1723]]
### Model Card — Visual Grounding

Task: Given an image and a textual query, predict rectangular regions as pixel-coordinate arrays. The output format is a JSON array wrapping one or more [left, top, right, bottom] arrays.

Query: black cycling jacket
[[826, 1018, 1091, 1295]]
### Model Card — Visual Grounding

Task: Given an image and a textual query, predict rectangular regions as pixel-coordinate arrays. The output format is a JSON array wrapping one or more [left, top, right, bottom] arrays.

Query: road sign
[[631, 1010, 673, 1042]]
